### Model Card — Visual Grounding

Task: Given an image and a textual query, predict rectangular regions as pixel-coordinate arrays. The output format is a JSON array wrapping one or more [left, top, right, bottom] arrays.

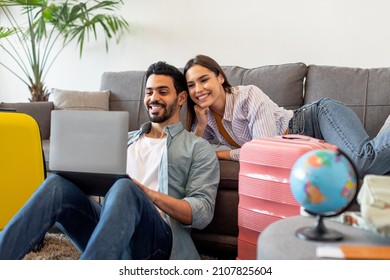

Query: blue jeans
[[289, 98, 390, 178], [0, 174, 172, 260]]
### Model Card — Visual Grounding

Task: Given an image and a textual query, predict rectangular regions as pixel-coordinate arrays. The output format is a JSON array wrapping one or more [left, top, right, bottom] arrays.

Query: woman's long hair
[[183, 55, 233, 131]]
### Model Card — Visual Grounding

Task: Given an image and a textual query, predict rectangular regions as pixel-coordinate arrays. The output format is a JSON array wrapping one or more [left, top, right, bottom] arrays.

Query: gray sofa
[[1, 63, 390, 259]]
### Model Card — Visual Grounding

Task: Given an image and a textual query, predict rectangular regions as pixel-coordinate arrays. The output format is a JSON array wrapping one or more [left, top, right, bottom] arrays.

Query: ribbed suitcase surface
[[237, 135, 336, 260], [0, 112, 46, 229]]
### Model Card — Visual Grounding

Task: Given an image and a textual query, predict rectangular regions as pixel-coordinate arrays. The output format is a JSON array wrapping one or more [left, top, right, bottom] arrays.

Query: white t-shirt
[[126, 134, 169, 222], [127, 134, 166, 192]]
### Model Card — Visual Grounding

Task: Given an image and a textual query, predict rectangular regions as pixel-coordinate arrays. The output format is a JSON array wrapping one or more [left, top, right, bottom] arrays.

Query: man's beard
[[147, 99, 178, 123]]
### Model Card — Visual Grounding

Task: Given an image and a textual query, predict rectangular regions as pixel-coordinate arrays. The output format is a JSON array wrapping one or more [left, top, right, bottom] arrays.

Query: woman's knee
[[319, 97, 341, 108]]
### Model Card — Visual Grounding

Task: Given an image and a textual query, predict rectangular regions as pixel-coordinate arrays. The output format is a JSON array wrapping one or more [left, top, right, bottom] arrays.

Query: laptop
[[49, 110, 130, 196]]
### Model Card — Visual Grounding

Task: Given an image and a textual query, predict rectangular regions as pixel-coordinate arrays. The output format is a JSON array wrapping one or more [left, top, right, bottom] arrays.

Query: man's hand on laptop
[[131, 178, 192, 225]]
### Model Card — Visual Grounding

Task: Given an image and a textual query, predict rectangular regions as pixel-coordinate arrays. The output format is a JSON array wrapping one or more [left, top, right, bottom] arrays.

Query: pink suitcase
[[237, 135, 337, 260]]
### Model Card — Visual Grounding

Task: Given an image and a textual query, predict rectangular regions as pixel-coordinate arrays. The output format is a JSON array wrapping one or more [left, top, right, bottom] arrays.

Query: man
[[0, 61, 220, 260]]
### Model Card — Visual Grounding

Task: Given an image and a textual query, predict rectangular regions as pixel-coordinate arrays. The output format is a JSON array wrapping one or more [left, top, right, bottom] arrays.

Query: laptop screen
[[49, 110, 129, 175]]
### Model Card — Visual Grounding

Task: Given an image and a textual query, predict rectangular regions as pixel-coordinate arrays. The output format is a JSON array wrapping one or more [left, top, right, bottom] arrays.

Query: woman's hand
[[194, 105, 209, 137], [194, 105, 209, 126]]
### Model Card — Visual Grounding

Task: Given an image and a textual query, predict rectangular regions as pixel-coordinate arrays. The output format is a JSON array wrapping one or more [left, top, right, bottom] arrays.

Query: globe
[[289, 148, 358, 241]]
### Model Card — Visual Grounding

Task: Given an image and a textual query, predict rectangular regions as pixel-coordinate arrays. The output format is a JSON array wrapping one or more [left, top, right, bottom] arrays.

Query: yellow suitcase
[[0, 112, 46, 230]]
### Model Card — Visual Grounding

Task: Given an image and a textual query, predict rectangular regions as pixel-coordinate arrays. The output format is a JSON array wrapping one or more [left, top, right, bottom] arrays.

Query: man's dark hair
[[145, 61, 187, 94]]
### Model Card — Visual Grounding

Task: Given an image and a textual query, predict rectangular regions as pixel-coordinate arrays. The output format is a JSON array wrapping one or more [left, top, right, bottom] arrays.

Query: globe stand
[[295, 215, 343, 242]]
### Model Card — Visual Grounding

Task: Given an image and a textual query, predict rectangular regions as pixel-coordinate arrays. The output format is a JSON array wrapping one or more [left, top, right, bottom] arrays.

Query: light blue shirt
[[128, 121, 220, 259]]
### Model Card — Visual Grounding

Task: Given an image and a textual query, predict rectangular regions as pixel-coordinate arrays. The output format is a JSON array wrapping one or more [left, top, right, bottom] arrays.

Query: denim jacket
[[128, 122, 220, 259]]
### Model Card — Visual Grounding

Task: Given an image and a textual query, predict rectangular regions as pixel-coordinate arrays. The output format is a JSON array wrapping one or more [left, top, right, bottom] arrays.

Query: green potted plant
[[0, 0, 129, 101]]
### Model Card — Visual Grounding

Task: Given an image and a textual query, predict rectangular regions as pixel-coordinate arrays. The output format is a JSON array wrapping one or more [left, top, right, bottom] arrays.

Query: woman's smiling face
[[185, 64, 225, 109]]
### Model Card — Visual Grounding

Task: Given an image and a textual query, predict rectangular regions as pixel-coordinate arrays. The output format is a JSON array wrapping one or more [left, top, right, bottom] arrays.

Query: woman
[[183, 54, 390, 178]]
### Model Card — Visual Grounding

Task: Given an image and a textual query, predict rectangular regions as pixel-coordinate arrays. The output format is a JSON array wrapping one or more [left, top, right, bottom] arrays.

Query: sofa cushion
[[50, 89, 110, 111], [0, 101, 53, 140], [305, 65, 390, 137], [366, 68, 390, 137], [222, 63, 307, 110], [100, 71, 147, 132]]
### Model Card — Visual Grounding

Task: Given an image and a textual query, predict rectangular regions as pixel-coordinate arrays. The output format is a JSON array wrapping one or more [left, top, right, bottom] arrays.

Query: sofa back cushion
[[305, 65, 390, 137], [100, 71, 148, 132], [222, 62, 307, 110]]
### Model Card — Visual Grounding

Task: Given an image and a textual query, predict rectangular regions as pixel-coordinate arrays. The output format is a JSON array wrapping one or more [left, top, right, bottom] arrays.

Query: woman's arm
[[216, 149, 232, 160], [193, 105, 209, 137]]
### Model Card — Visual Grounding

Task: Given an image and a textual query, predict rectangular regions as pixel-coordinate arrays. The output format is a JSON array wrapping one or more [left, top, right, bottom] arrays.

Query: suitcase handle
[[279, 134, 325, 143]]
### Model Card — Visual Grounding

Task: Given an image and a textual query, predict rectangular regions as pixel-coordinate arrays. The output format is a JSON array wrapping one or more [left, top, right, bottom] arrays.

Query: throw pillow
[[50, 89, 110, 111]]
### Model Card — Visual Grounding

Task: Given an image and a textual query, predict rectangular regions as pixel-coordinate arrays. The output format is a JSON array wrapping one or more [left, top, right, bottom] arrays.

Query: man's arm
[[183, 138, 219, 229], [132, 179, 192, 225]]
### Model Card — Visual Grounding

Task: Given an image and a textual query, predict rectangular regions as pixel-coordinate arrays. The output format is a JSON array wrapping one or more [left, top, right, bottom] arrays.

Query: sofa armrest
[[0, 102, 54, 140]]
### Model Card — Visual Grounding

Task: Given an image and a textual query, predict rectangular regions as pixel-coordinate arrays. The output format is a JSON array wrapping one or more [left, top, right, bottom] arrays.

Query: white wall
[[2, 0, 390, 102]]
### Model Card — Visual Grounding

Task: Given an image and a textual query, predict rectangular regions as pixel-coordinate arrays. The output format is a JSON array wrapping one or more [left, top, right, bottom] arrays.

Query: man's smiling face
[[144, 74, 181, 124]]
